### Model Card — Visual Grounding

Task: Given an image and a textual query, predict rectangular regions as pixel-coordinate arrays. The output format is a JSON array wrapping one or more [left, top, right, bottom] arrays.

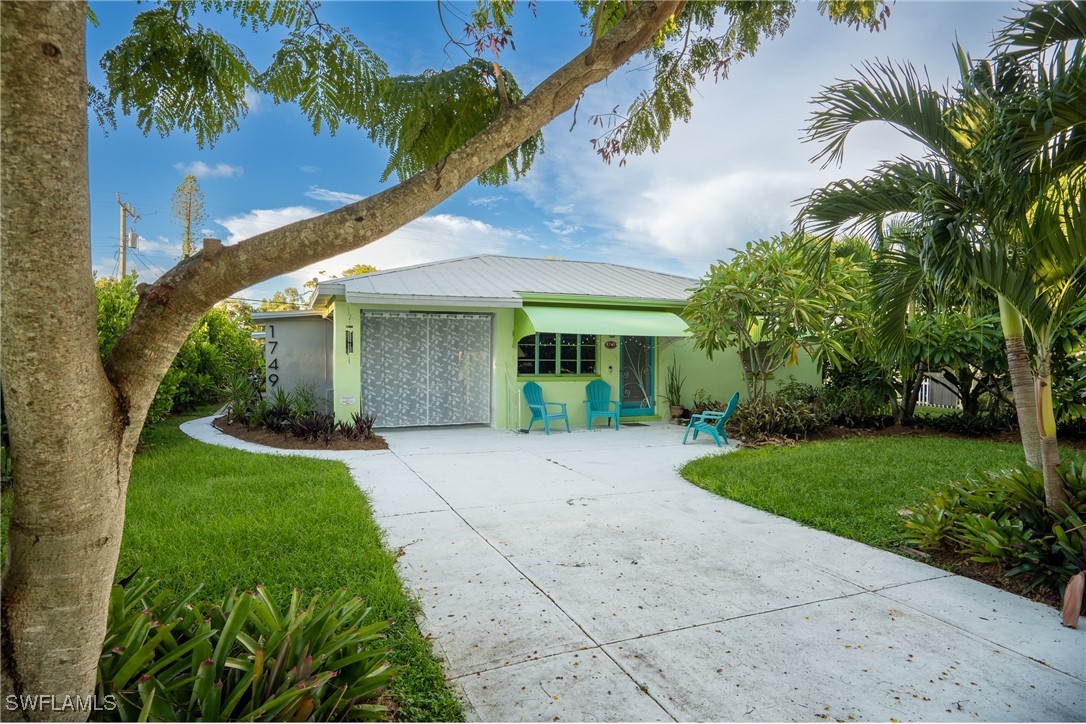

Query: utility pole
[[117, 193, 139, 277]]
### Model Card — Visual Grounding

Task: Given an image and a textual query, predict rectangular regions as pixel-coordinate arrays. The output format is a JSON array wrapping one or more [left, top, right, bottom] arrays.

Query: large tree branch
[[105, 0, 685, 420]]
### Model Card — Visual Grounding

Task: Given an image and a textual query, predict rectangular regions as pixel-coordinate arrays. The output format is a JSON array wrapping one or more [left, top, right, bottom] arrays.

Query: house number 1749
[[266, 324, 279, 388]]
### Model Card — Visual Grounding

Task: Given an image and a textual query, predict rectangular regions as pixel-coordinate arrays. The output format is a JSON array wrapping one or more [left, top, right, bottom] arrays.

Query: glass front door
[[619, 336, 655, 416]]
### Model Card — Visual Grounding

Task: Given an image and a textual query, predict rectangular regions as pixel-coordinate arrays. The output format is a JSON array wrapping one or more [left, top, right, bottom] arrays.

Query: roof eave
[[344, 293, 523, 308], [517, 293, 689, 309]]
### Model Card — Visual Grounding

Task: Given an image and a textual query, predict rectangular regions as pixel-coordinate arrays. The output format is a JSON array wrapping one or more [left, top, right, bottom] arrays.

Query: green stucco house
[[252, 255, 819, 429]]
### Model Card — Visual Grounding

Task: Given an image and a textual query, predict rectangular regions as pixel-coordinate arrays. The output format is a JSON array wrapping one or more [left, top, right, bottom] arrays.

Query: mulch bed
[[805, 423, 1086, 449], [212, 416, 389, 451]]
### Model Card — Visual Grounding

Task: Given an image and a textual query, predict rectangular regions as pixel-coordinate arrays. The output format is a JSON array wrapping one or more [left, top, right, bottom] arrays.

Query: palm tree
[[796, 2, 1086, 496], [975, 186, 1086, 508]]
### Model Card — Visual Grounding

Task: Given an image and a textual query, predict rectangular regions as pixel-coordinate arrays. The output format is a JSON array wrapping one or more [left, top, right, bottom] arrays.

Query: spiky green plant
[[95, 579, 396, 722]]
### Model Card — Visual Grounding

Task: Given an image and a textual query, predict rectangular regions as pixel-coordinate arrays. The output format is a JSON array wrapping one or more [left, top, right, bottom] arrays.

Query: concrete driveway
[[184, 419, 1084, 722]]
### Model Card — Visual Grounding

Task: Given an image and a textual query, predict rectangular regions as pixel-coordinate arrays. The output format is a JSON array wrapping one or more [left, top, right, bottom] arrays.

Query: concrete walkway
[[182, 418, 1085, 722]]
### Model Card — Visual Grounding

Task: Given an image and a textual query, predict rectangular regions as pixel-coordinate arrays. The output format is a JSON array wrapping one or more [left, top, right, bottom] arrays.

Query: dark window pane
[[579, 335, 596, 375], [538, 358, 557, 375], [538, 332, 556, 346], [560, 344, 578, 362], [518, 359, 535, 375]]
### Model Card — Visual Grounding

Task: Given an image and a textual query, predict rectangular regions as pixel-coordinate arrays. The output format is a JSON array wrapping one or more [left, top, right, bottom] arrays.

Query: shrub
[[260, 388, 294, 432], [95, 578, 396, 722], [221, 371, 259, 424], [822, 359, 897, 425], [732, 393, 831, 443], [912, 409, 1017, 436], [901, 453, 1086, 606], [95, 275, 262, 423]]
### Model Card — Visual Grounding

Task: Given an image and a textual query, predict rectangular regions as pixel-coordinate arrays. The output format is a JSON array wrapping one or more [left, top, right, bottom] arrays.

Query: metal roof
[[313, 255, 696, 308]]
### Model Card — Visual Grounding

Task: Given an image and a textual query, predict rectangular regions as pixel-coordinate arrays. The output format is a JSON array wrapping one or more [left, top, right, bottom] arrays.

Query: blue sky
[[86, 0, 1015, 302]]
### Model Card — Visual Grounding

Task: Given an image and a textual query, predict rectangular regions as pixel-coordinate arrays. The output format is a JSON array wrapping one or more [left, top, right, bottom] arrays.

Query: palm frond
[[869, 239, 924, 355], [804, 58, 964, 168], [797, 159, 961, 240], [995, 1, 1086, 59]]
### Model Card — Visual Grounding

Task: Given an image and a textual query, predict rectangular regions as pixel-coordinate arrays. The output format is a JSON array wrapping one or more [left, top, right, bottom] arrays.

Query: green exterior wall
[[328, 299, 823, 429], [664, 338, 822, 409]]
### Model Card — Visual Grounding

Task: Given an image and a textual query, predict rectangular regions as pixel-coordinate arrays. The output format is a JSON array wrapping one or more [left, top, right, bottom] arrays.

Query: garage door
[[360, 312, 491, 427]]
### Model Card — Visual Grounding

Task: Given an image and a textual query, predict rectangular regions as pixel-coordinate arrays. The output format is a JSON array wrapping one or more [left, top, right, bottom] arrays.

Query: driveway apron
[[183, 419, 1085, 722]]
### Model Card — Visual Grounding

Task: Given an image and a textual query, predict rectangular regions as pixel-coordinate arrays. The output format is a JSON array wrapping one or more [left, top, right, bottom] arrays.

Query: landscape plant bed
[[213, 415, 389, 450]]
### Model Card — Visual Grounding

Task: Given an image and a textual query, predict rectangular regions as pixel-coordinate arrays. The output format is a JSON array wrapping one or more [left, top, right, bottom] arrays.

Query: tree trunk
[[1, 3, 141, 719], [1036, 366, 1068, 511], [900, 362, 923, 422], [999, 296, 1042, 468], [0, 1, 684, 717]]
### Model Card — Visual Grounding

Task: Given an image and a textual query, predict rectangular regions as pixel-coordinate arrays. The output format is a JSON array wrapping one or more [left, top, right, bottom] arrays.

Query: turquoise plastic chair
[[682, 391, 740, 447], [584, 380, 620, 431], [523, 381, 570, 434]]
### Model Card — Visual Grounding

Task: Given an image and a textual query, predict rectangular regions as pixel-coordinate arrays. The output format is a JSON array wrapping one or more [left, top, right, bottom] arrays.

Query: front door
[[619, 336, 655, 417]]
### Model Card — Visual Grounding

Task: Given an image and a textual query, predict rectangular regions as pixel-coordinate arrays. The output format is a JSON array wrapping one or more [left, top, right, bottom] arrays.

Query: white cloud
[[618, 170, 814, 259], [280, 214, 529, 286], [216, 206, 321, 243], [303, 186, 365, 204], [219, 208, 530, 298], [299, 165, 320, 174], [243, 88, 262, 113], [468, 195, 505, 207], [544, 218, 582, 236], [174, 161, 244, 179], [504, 1, 1010, 277]]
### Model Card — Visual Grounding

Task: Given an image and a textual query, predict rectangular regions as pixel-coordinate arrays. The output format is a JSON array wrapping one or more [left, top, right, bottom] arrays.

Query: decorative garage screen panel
[[360, 312, 491, 427]]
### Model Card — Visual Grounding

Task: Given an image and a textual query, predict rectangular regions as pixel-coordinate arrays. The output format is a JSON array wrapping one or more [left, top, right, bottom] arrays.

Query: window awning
[[514, 305, 690, 339]]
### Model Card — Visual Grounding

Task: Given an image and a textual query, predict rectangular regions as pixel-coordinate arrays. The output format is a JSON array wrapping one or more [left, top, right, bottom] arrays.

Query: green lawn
[[2, 414, 462, 722], [680, 436, 1027, 548]]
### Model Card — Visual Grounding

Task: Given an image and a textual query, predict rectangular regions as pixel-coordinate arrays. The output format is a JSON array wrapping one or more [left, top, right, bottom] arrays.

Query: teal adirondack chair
[[584, 380, 620, 431], [523, 381, 570, 434], [682, 391, 740, 447]]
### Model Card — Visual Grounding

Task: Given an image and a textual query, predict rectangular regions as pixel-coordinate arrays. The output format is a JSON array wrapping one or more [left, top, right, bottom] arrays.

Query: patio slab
[[185, 418, 1085, 721]]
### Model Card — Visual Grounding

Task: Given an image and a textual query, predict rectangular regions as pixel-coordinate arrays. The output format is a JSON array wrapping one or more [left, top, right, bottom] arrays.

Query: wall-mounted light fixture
[[345, 325, 355, 355]]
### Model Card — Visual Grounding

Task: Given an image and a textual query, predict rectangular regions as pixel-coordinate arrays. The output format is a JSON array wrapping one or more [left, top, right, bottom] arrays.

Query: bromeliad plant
[[901, 453, 1086, 608], [336, 412, 377, 442], [96, 578, 397, 722]]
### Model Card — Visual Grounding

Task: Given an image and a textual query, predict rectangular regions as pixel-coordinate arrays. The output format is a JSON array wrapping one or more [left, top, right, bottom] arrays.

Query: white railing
[[917, 374, 960, 409]]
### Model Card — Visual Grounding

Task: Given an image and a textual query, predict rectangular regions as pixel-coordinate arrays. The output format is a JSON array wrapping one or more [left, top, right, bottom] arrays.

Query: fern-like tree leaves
[[367, 58, 541, 186], [100, 8, 256, 148], [588, 0, 889, 165], [260, 27, 388, 136]]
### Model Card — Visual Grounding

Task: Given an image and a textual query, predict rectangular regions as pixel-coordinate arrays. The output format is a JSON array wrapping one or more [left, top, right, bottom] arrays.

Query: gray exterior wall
[[259, 314, 334, 410]]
